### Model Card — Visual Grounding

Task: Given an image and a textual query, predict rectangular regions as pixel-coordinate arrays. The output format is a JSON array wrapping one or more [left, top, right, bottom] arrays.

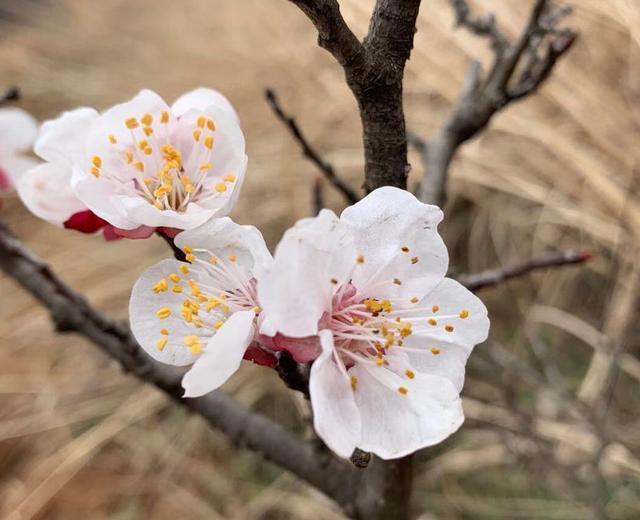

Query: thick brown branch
[[459, 250, 591, 292], [0, 221, 359, 511], [265, 88, 359, 204], [415, 0, 576, 206]]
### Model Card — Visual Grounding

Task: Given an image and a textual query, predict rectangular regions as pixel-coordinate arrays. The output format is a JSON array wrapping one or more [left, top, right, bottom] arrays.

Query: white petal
[[1, 154, 40, 184], [16, 162, 86, 224], [71, 167, 138, 230], [129, 259, 214, 366], [404, 278, 490, 348], [175, 216, 272, 280], [182, 310, 255, 397], [34, 108, 98, 164], [258, 210, 357, 337], [172, 88, 239, 122], [0, 107, 38, 151], [341, 186, 448, 304], [352, 362, 464, 459], [117, 196, 214, 230], [309, 330, 361, 458]]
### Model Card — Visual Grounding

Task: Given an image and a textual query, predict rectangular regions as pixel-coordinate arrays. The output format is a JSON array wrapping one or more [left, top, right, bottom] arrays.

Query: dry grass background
[[0, 0, 639, 518]]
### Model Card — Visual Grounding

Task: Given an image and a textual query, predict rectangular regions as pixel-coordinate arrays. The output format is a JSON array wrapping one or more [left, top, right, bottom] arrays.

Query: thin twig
[[265, 88, 359, 204], [414, 0, 576, 206], [459, 250, 591, 292], [0, 221, 359, 511], [312, 177, 325, 215]]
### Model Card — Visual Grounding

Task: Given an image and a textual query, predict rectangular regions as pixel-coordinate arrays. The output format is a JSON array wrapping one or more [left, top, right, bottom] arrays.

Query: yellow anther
[[154, 201, 163, 209], [183, 246, 193, 254], [124, 151, 133, 164], [160, 111, 169, 123], [152, 279, 168, 293], [138, 140, 149, 150], [204, 136, 214, 149], [205, 299, 220, 311], [252, 306, 261, 314], [356, 255, 365, 264], [215, 182, 227, 193], [228, 254, 237, 262], [143, 147, 153, 155], [141, 113, 153, 126], [199, 163, 212, 171], [381, 300, 392, 313], [214, 320, 224, 330], [398, 386, 409, 395], [206, 119, 215, 131], [185, 184, 195, 193], [459, 309, 469, 319], [189, 343, 203, 355], [193, 129, 201, 142], [153, 185, 170, 198], [431, 347, 441, 355], [393, 278, 402, 285], [401, 246, 409, 253], [134, 160, 144, 172], [156, 307, 171, 319], [411, 257, 419, 264], [197, 115, 206, 128], [143, 126, 154, 136], [108, 134, 117, 144], [185, 253, 196, 263], [209, 255, 218, 264], [156, 338, 168, 351], [410, 297, 419, 304], [376, 357, 384, 366], [90, 167, 100, 178], [143, 177, 154, 185], [432, 305, 439, 313], [172, 285, 183, 293], [405, 369, 415, 379], [350, 375, 358, 391], [160, 328, 169, 335], [92, 156, 102, 168], [428, 318, 437, 326], [184, 335, 199, 346], [445, 325, 454, 333], [125, 117, 139, 129], [169, 273, 180, 283], [224, 175, 236, 182], [180, 264, 189, 274], [330, 277, 338, 284]]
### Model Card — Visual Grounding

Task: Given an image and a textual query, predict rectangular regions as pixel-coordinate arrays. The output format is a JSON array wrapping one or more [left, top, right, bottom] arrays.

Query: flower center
[[89, 113, 237, 212], [152, 246, 258, 354]]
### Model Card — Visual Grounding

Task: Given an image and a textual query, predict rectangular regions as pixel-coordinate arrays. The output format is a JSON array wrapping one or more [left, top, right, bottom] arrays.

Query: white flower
[[17, 88, 246, 238], [0, 107, 38, 196], [258, 187, 490, 459], [129, 217, 275, 397]]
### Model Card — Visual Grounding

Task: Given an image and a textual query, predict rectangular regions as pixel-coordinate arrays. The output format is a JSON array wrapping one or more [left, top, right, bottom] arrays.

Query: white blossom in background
[[0, 107, 38, 199], [17, 88, 246, 238], [258, 187, 490, 460], [129, 217, 276, 397]]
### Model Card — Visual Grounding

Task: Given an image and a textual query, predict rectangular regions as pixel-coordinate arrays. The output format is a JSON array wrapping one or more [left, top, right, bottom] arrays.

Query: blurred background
[[0, 0, 639, 518]]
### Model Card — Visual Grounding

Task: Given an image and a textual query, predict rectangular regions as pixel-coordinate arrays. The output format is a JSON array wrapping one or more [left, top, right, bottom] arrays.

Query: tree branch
[[459, 249, 591, 292], [265, 88, 359, 204], [414, 0, 576, 206], [0, 221, 360, 512], [289, 0, 423, 192]]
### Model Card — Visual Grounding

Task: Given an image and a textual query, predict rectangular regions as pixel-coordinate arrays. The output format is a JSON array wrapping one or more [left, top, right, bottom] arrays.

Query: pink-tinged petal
[[16, 162, 86, 225], [341, 186, 448, 305], [259, 210, 357, 338], [172, 87, 239, 122], [64, 210, 108, 233], [270, 334, 322, 363], [243, 344, 278, 368], [175, 217, 272, 281], [182, 310, 256, 397], [34, 108, 98, 163], [0, 168, 11, 192], [351, 362, 464, 459], [129, 259, 213, 367], [309, 330, 361, 458], [0, 107, 38, 152], [158, 227, 180, 238], [110, 225, 156, 240], [102, 225, 123, 241]]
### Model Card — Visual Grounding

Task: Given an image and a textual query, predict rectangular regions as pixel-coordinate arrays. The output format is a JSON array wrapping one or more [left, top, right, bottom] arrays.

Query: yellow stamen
[[356, 255, 365, 264], [156, 338, 167, 351], [160, 328, 169, 335], [431, 347, 441, 355], [125, 117, 139, 129], [428, 318, 437, 326], [108, 134, 117, 144], [90, 167, 100, 178], [169, 273, 180, 283], [401, 246, 409, 253], [206, 119, 215, 131], [215, 182, 227, 193], [92, 156, 102, 168], [228, 254, 237, 262], [141, 113, 153, 126], [405, 369, 415, 379], [350, 375, 358, 391], [224, 175, 236, 182], [445, 325, 454, 333], [193, 129, 201, 142], [459, 309, 469, 319], [398, 386, 409, 395], [432, 305, 439, 313], [156, 307, 171, 319], [204, 136, 214, 149], [160, 111, 169, 123], [197, 115, 206, 128], [143, 126, 154, 136]]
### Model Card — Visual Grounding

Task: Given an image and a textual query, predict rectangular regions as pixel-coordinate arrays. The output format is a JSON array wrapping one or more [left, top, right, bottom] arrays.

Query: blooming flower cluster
[[12, 88, 489, 460]]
